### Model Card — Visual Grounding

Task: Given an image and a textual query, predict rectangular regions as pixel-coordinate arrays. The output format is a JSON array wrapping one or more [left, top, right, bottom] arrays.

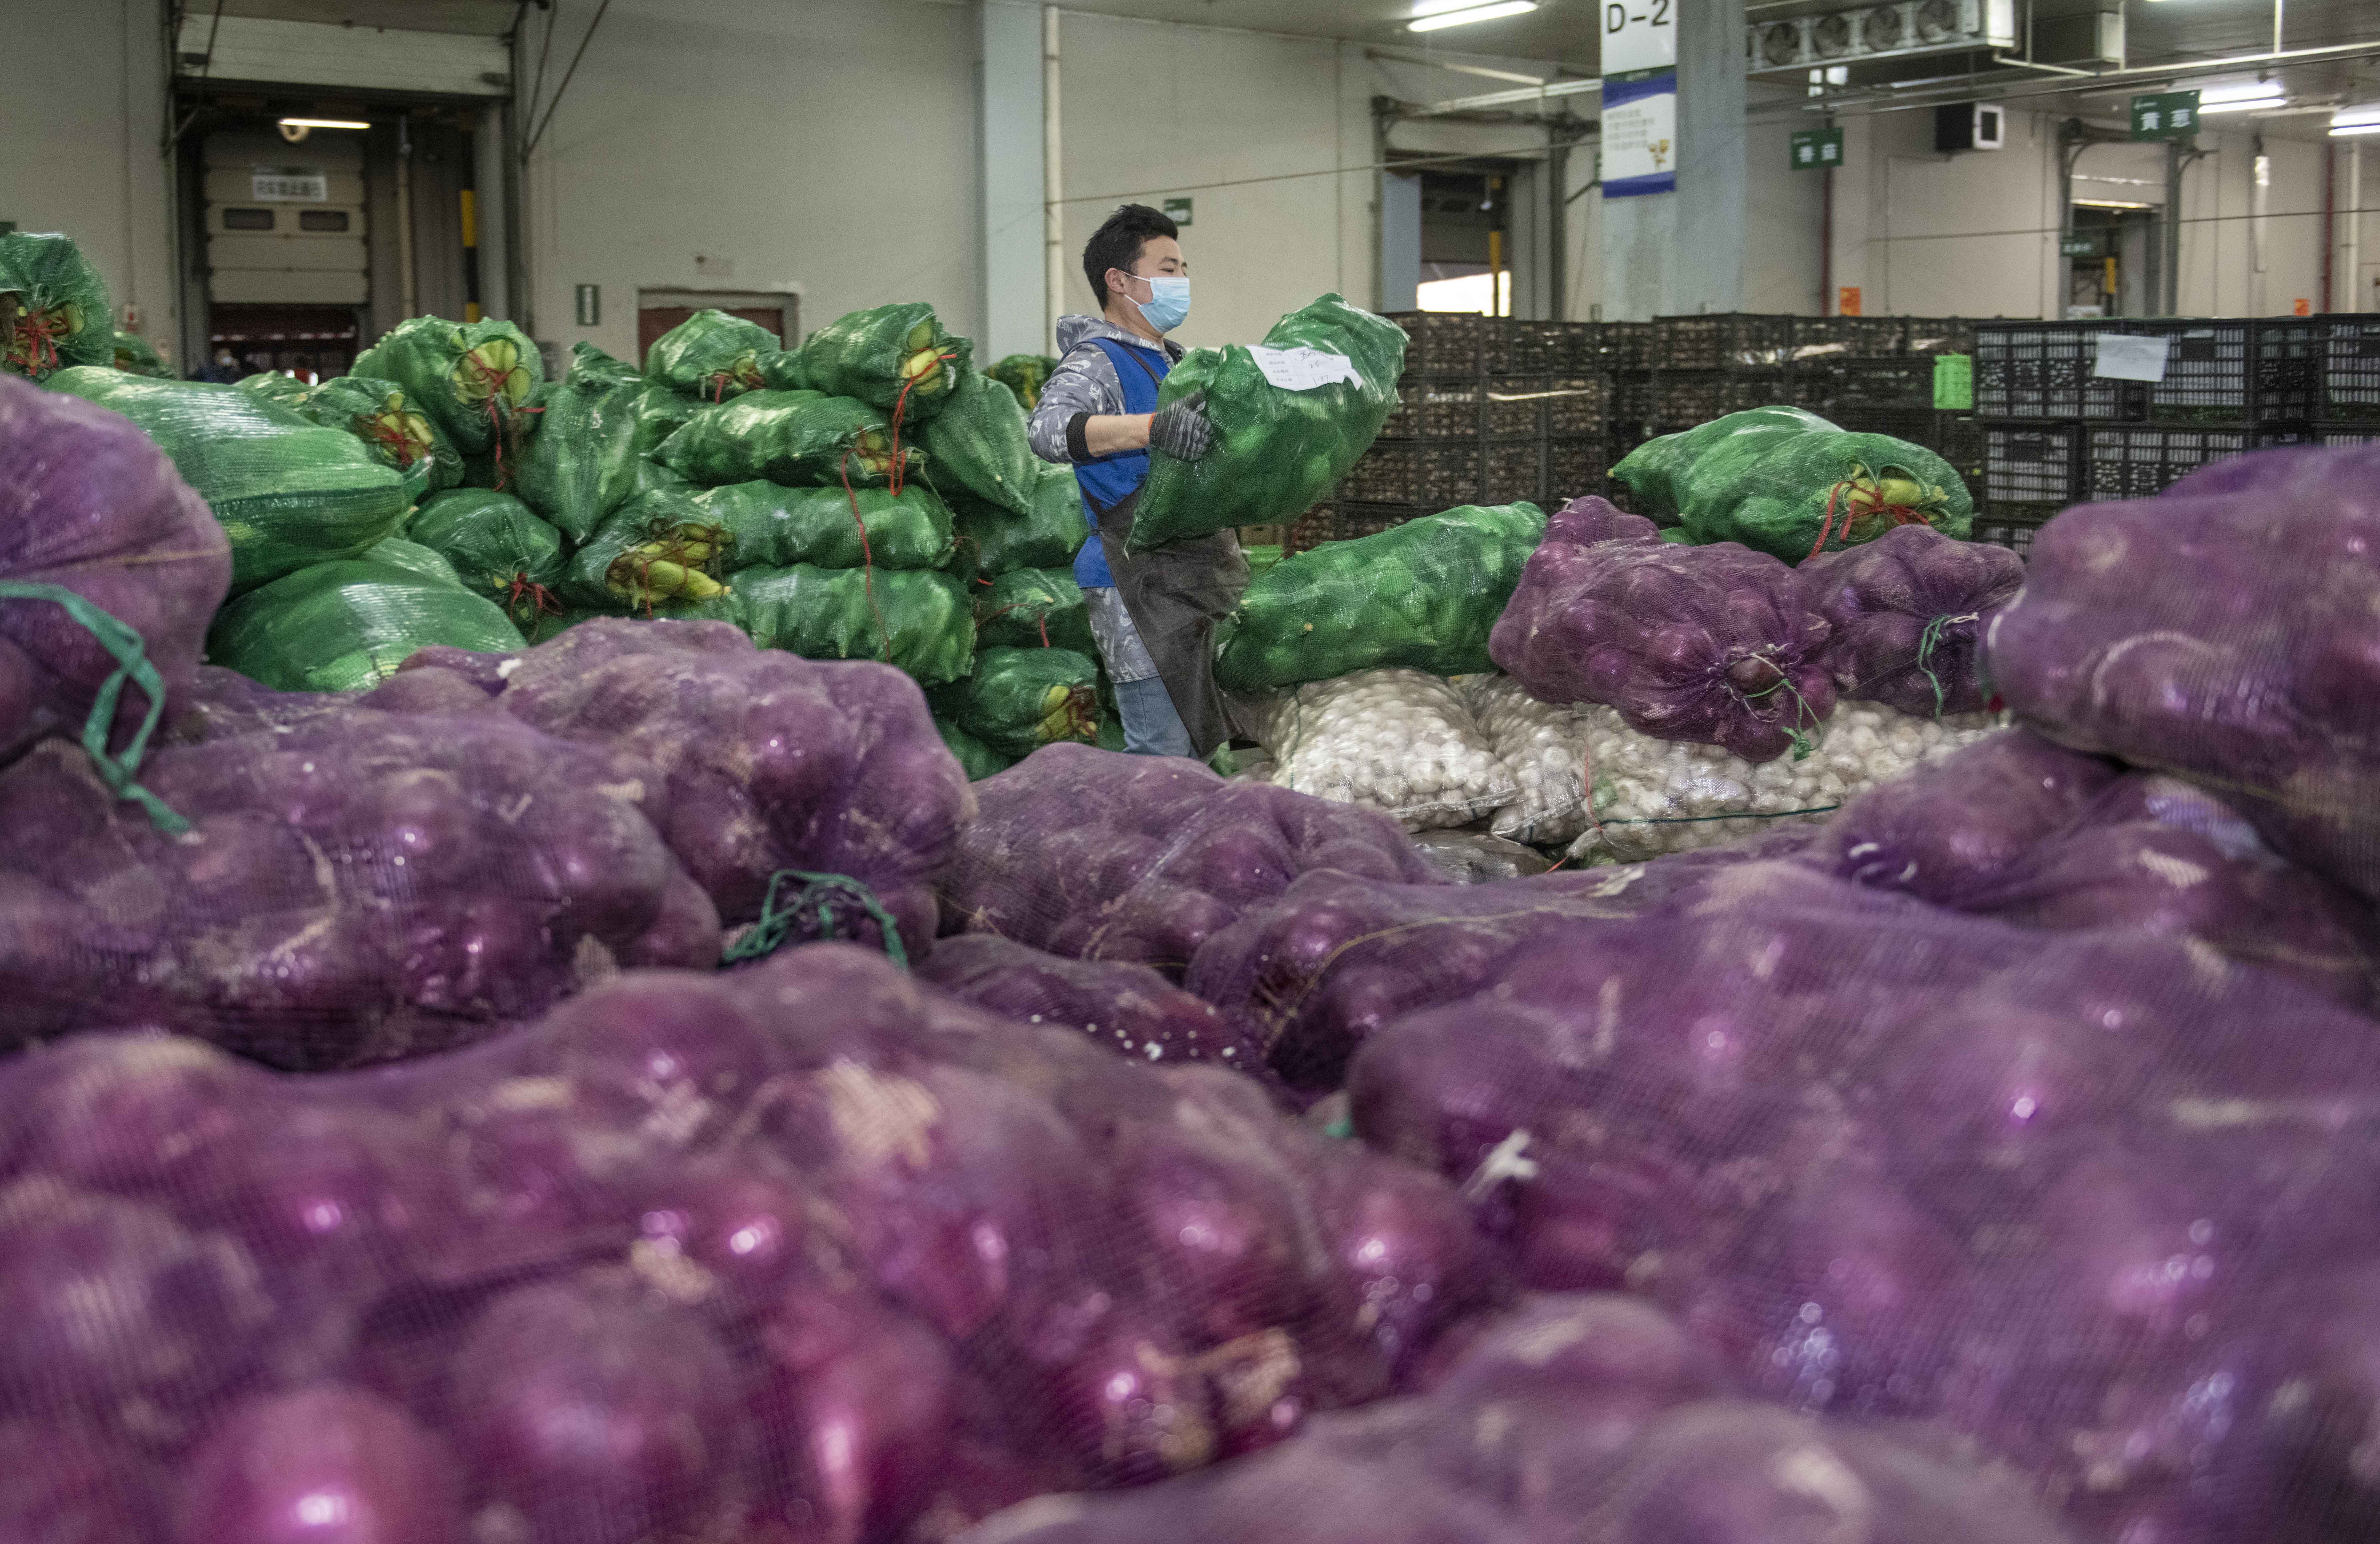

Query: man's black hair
[[1083, 203, 1178, 309]]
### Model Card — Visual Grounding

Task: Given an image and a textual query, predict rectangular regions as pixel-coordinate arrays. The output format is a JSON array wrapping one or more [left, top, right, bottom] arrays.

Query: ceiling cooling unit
[[1750, 0, 2016, 76]]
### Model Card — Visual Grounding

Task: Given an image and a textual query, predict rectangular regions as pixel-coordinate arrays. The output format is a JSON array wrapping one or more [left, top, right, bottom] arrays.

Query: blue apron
[[1069, 336, 1170, 590]]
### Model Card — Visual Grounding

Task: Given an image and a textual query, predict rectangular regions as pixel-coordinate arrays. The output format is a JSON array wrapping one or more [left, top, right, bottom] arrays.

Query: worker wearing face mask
[[1027, 203, 1246, 760]]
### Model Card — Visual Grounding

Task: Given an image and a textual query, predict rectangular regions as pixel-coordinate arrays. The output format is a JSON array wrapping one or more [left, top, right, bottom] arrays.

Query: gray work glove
[[1148, 391, 1215, 461]]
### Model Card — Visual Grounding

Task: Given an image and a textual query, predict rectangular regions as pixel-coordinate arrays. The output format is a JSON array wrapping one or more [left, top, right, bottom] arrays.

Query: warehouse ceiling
[[198, 0, 522, 35]]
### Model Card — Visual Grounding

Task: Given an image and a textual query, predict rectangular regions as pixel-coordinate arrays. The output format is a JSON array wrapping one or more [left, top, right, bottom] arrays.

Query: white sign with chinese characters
[[1602, 72, 1678, 198], [1247, 346, 1362, 391], [251, 167, 328, 201], [2093, 333, 2172, 382], [1601, 0, 1677, 77]]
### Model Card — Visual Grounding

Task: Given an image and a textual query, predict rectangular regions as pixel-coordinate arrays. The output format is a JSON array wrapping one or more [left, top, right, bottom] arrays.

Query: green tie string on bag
[[0, 583, 187, 834], [719, 868, 910, 968]]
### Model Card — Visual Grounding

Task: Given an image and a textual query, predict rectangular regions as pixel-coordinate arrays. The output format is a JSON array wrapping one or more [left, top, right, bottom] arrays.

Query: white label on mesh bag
[[1247, 345, 1364, 392]]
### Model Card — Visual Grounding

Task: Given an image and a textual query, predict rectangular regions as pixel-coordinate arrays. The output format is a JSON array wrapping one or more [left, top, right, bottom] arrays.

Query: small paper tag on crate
[[2093, 333, 2171, 382], [1248, 346, 1364, 391]]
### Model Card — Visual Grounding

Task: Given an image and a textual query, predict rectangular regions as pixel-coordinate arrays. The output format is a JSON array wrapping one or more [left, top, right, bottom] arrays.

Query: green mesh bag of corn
[[1212, 501, 1546, 691], [295, 374, 462, 506], [567, 342, 643, 390], [929, 645, 1101, 761], [1610, 406, 1829, 523], [1614, 407, 1974, 561], [0, 233, 113, 380], [406, 488, 568, 630], [514, 349, 667, 541], [112, 331, 174, 379], [565, 481, 954, 608], [974, 567, 1093, 655], [767, 302, 971, 427], [728, 564, 976, 686], [986, 353, 1058, 410], [361, 536, 463, 586], [47, 367, 409, 592], [354, 316, 544, 465], [1130, 293, 1405, 550], [935, 715, 1015, 781], [205, 557, 524, 693], [237, 372, 313, 408], [656, 390, 919, 489], [915, 363, 1039, 515], [950, 466, 1090, 585], [645, 308, 777, 401]]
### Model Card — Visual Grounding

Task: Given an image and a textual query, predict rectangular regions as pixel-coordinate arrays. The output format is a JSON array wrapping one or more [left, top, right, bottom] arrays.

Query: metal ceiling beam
[[1408, 77, 1603, 117], [1783, 36, 2380, 116]]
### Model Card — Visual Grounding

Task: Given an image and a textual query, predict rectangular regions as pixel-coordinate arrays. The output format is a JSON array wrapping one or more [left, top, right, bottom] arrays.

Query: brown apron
[[1092, 488, 1249, 759]]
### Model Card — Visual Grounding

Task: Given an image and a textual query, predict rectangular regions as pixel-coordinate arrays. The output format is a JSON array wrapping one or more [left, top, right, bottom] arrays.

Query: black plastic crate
[[2148, 321, 2250, 423], [1547, 438, 1606, 505], [1381, 311, 1484, 376], [1983, 423, 2084, 510], [1792, 317, 1907, 360], [1973, 515, 2052, 556], [1484, 319, 1571, 375], [1654, 313, 1797, 370], [1654, 368, 1787, 426], [1482, 376, 1547, 438], [1338, 501, 1441, 541], [2086, 426, 2251, 500], [1377, 376, 1482, 441], [2254, 317, 2380, 423], [1786, 363, 1841, 411], [1343, 442, 1480, 506], [1906, 317, 1979, 358], [1834, 406, 1984, 484], [1481, 440, 1544, 506], [2253, 423, 2380, 449], [1609, 369, 1655, 429], [1600, 322, 1655, 370], [1974, 323, 2142, 421], [1831, 357, 1936, 408], [1543, 376, 1609, 437], [1556, 321, 1604, 372]]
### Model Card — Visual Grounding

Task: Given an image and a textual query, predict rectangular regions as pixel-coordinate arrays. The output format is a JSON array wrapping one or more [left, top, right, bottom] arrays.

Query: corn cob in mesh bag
[[1212, 502, 1544, 692], [728, 564, 976, 687], [656, 389, 919, 489], [46, 368, 410, 593], [361, 535, 463, 585], [204, 557, 526, 694], [289, 374, 462, 506], [987, 351, 1059, 408], [644, 308, 778, 401], [937, 713, 1016, 780], [0, 232, 113, 380], [353, 315, 545, 464], [564, 480, 954, 610], [236, 371, 312, 408], [766, 301, 971, 427], [1130, 294, 1406, 549], [931, 646, 1102, 762]]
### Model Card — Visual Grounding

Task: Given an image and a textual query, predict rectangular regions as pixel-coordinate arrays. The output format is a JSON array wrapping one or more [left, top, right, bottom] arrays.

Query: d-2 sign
[[1602, 0, 1677, 78]]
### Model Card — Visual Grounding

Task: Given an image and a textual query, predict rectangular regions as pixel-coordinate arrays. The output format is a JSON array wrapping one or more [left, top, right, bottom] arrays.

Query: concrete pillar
[[977, 1, 1047, 358], [1599, 0, 1747, 320], [1379, 171, 1421, 313]]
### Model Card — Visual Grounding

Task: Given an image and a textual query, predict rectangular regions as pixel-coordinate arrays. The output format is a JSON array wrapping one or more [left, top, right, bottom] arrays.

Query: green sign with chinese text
[[1790, 127, 1845, 171], [2130, 91, 2200, 141]]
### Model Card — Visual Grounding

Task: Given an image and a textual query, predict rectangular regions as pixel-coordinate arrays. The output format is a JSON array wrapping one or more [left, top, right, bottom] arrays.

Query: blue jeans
[[1114, 675, 1195, 758]]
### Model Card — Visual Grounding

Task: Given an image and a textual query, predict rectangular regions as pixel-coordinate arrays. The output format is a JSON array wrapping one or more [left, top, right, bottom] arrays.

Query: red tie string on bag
[[453, 350, 542, 491], [1805, 464, 1932, 560], [838, 447, 898, 668], [882, 350, 956, 498], [504, 573, 565, 640], [3, 307, 70, 376]]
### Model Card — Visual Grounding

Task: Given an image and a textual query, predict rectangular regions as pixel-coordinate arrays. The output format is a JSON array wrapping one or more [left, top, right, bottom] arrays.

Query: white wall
[[1053, 13, 1376, 352], [520, 0, 982, 361], [0, 0, 177, 364]]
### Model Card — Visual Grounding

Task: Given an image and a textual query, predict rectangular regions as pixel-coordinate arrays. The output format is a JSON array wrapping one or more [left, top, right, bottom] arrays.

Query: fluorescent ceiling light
[[2333, 105, 2380, 136], [1410, 0, 1539, 31], [278, 117, 370, 130], [2198, 82, 2284, 114], [2073, 198, 2155, 210]]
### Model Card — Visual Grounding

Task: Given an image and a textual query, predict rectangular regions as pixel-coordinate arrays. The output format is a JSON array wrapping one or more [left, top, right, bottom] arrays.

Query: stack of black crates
[[1970, 315, 2380, 556], [1293, 313, 1607, 553]]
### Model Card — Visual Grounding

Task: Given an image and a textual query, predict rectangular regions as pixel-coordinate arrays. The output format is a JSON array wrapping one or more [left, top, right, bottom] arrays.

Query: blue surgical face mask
[[1135, 275, 1191, 333]]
